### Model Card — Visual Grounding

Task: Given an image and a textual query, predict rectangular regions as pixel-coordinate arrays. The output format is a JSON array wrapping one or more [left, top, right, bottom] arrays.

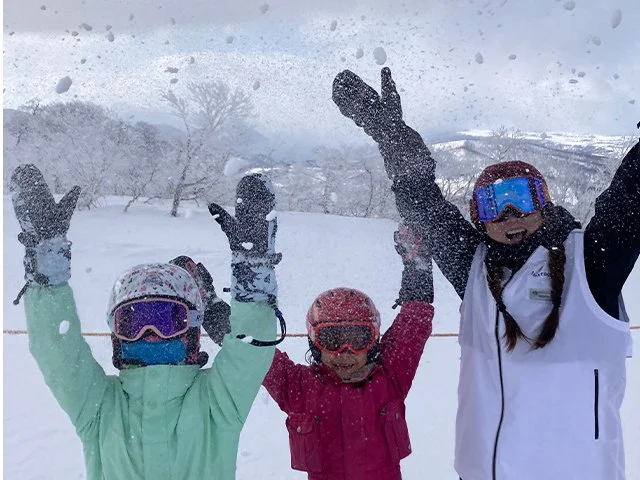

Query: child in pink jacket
[[263, 224, 434, 480]]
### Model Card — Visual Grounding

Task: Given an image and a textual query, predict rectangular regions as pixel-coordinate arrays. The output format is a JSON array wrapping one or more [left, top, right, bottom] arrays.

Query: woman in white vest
[[332, 67, 639, 480]]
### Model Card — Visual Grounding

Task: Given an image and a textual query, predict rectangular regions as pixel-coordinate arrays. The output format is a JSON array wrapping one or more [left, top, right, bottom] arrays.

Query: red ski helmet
[[306, 288, 381, 345], [469, 160, 552, 226]]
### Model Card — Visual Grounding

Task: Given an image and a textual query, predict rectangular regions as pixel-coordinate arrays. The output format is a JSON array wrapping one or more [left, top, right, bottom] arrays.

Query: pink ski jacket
[[263, 301, 434, 480]]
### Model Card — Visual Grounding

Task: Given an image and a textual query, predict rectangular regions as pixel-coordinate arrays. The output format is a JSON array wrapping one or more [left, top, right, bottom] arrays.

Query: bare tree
[[487, 126, 526, 163], [579, 135, 638, 224], [160, 81, 254, 217], [120, 122, 170, 212]]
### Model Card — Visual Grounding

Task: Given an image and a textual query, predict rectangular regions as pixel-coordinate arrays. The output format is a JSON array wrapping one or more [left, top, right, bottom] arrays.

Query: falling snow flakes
[[611, 9, 622, 29], [630, 99, 636, 105], [568, 79, 579, 84], [563, 1, 575, 11], [508, 54, 516, 60], [613, 73, 620, 79], [330, 20, 337, 31], [71, 30, 79, 36], [475, 52, 484, 64], [105, 31, 114, 42], [252, 80, 260, 90], [165, 67, 179, 73], [577, 71, 586, 77], [105, 25, 112, 30], [129, 14, 134, 21], [226, 35, 235, 44], [55, 76, 72, 93], [170, 78, 178, 84], [40, 5, 46, 10], [373, 47, 387, 65], [170, 17, 176, 25], [79, 23, 92, 31], [80, 58, 86, 64], [589, 35, 602, 46], [356, 48, 364, 59], [189, 56, 195, 64], [260, 3, 269, 14]]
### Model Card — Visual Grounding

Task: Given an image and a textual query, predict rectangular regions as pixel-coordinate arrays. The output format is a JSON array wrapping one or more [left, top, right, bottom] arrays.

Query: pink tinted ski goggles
[[312, 322, 377, 354], [113, 299, 193, 341]]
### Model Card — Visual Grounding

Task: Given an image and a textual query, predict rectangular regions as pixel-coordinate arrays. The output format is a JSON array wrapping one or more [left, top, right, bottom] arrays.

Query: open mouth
[[505, 228, 527, 242]]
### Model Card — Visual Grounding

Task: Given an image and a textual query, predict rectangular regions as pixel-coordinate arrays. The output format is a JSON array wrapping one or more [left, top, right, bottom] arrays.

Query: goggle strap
[[188, 309, 202, 328]]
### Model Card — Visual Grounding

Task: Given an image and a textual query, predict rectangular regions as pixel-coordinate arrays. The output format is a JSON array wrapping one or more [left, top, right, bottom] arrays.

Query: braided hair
[[486, 244, 566, 351]]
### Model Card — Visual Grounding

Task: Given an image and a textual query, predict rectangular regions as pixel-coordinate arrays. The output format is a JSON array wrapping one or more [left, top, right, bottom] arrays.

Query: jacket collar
[[484, 205, 580, 272], [119, 364, 201, 400], [312, 362, 379, 386]]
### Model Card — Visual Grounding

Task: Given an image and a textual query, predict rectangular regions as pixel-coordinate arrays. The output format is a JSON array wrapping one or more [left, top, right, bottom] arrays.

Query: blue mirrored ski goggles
[[474, 176, 548, 222]]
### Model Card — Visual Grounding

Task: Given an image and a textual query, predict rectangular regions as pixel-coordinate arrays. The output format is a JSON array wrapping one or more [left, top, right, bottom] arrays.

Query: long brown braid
[[486, 244, 567, 351]]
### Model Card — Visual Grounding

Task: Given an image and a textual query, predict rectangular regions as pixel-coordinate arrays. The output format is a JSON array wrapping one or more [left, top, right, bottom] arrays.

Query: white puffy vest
[[456, 230, 631, 480]]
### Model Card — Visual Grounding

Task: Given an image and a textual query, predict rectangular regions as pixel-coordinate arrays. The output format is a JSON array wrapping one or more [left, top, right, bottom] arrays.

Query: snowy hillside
[[3, 196, 639, 479]]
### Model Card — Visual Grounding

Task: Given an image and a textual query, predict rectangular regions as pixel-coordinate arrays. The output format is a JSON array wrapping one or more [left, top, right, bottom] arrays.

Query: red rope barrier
[[4, 327, 639, 338]]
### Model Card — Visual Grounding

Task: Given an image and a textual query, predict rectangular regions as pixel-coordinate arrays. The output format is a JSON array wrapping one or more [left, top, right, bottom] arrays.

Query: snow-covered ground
[[3, 197, 639, 479]]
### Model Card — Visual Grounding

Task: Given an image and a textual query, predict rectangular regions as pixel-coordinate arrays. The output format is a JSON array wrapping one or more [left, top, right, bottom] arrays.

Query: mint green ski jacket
[[24, 284, 275, 480]]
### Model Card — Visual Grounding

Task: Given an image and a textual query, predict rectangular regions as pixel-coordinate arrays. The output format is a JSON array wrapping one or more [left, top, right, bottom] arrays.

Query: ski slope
[[3, 197, 639, 479]]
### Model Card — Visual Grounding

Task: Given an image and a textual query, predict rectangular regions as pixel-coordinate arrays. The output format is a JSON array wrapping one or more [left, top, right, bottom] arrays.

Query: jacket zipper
[[594, 369, 600, 440], [491, 307, 505, 480]]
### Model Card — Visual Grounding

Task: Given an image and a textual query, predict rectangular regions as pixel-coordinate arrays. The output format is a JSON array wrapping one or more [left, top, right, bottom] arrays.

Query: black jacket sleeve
[[381, 123, 482, 299], [584, 140, 640, 319]]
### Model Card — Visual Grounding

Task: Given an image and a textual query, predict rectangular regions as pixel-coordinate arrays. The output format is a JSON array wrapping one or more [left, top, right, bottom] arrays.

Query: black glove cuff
[[398, 265, 434, 304]]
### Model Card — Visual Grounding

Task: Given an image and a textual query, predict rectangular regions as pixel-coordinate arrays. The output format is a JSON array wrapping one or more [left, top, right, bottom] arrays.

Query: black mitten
[[332, 67, 402, 142], [169, 255, 231, 346], [208, 173, 281, 303], [333, 68, 435, 184], [208, 174, 286, 347], [10, 164, 81, 291], [393, 222, 434, 306]]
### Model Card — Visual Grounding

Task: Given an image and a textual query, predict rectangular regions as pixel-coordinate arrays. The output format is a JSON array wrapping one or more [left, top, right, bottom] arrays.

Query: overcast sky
[[3, 0, 639, 151]]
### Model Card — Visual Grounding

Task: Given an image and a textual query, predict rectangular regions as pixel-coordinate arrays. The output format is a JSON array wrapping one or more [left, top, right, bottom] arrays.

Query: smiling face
[[320, 349, 370, 382], [483, 209, 544, 244]]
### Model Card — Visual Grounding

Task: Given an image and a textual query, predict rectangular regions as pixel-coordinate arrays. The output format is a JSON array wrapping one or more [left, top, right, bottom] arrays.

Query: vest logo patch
[[529, 288, 552, 301], [531, 266, 551, 278]]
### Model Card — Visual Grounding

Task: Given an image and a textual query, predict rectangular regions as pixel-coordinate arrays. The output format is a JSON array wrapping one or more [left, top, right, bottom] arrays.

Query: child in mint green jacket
[[10, 165, 282, 480]]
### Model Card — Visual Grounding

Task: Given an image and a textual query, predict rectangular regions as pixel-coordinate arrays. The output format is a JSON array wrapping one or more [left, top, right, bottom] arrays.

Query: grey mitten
[[393, 222, 434, 306], [10, 165, 80, 298]]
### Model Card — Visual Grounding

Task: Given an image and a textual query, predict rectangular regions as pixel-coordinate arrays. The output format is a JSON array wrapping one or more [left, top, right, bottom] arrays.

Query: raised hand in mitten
[[208, 173, 281, 304], [393, 222, 434, 307], [332, 67, 402, 141], [10, 164, 81, 294], [209, 174, 285, 346], [333, 68, 435, 185]]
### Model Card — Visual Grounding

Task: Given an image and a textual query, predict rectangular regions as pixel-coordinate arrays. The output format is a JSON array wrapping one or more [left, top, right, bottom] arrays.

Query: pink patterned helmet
[[106, 263, 203, 332]]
